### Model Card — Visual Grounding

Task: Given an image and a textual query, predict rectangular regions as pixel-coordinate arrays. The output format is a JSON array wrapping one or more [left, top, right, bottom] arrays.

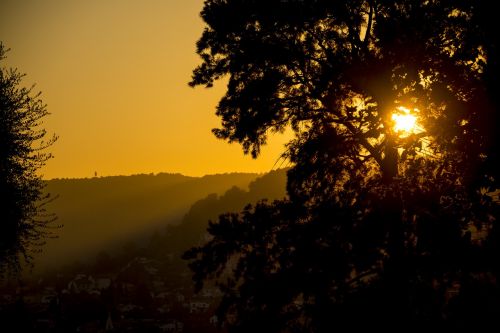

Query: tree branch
[[363, 1, 375, 47]]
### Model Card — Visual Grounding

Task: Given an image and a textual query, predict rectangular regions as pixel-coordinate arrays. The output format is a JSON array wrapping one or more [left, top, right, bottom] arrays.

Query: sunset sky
[[0, 0, 290, 179]]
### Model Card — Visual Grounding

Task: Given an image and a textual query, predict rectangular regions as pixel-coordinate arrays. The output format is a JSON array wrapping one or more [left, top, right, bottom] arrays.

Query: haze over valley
[[34, 170, 287, 273]]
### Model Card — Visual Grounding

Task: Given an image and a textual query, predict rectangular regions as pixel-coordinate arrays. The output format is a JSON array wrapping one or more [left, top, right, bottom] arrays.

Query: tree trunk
[[382, 138, 398, 183]]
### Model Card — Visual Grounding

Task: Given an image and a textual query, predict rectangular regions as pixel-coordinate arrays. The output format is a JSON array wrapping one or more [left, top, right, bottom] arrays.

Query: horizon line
[[42, 168, 291, 181]]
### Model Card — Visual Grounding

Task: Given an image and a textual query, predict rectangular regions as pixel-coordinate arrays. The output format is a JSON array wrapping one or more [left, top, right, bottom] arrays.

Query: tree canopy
[[0, 43, 58, 273], [185, 0, 500, 331]]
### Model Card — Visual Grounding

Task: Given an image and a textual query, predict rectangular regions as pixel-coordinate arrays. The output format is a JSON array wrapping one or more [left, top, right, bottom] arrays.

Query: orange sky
[[0, 0, 290, 179]]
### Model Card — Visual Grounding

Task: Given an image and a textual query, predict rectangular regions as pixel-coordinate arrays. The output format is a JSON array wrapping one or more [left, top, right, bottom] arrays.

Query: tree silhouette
[[185, 1, 500, 331], [0, 43, 58, 273]]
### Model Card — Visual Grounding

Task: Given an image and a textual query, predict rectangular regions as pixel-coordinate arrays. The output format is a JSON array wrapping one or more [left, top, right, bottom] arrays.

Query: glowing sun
[[392, 107, 417, 135]]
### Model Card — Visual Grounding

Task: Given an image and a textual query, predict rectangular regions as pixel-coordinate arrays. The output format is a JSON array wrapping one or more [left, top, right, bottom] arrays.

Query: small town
[[0, 255, 223, 332]]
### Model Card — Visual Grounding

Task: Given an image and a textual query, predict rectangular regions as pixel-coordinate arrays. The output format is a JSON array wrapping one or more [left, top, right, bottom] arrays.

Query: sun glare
[[392, 107, 417, 135]]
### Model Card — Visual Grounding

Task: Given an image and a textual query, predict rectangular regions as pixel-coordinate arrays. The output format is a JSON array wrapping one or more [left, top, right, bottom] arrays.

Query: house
[[153, 280, 166, 291], [119, 282, 136, 296], [160, 319, 184, 332], [189, 300, 210, 313], [67, 274, 96, 294], [157, 304, 171, 314], [34, 319, 56, 331], [160, 322, 175, 332], [96, 277, 112, 290], [120, 257, 160, 277], [89, 289, 101, 296], [175, 293, 185, 303], [41, 294, 57, 304], [200, 289, 214, 298], [2, 294, 13, 303], [105, 312, 114, 331], [155, 291, 171, 300], [118, 303, 141, 314], [201, 287, 222, 298]]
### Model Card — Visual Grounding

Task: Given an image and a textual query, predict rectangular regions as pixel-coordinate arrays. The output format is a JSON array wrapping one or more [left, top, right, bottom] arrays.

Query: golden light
[[392, 106, 417, 135]]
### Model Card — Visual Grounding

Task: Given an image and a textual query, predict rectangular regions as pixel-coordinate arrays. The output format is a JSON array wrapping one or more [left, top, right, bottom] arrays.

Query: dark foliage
[[0, 43, 57, 274], [185, 0, 500, 331]]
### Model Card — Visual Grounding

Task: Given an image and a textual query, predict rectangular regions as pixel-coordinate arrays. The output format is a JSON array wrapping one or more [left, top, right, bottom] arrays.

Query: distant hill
[[62, 169, 289, 282], [34, 172, 265, 272], [152, 169, 289, 258]]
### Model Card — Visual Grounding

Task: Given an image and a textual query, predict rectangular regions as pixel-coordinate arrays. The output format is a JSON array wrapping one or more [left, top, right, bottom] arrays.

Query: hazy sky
[[0, 0, 290, 179]]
